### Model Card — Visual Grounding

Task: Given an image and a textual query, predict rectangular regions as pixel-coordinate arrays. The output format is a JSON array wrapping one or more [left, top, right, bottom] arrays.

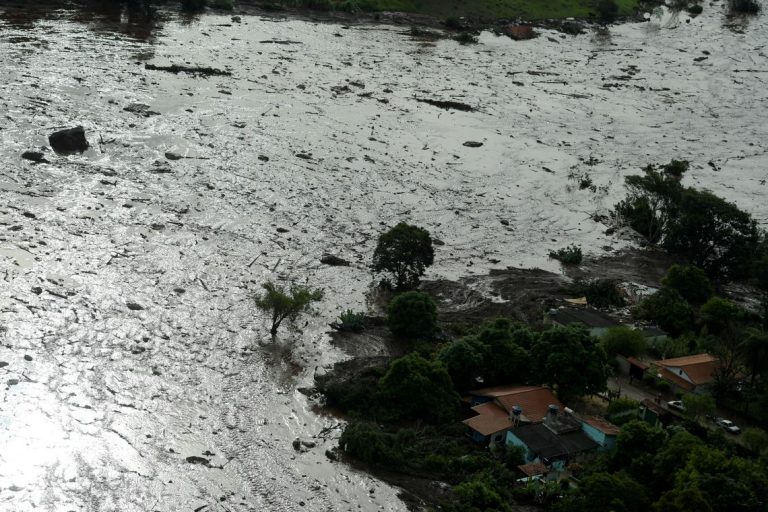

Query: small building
[[651, 353, 719, 394], [547, 307, 621, 337], [640, 398, 674, 427], [615, 355, 649, 380], [581, 416, 620, 450], [516, 462, 548, 483], [463, 385, 563, 445], [506, 405, 598, 470]]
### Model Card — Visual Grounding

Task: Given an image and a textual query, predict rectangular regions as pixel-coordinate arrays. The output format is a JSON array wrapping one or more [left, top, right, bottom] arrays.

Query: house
[[547, 307, 621, 337], [615, 355, 650, 381], [651, 353, 719, 394], [516, 462, 548, 482], [463, 385, 564, 445], [506, 405, 599, 470], [581, 416, 620, 450]]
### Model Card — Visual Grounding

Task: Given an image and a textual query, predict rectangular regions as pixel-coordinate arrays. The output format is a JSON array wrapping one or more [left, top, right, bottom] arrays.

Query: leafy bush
[[614, 166, 683, 244], [549, 244, 583, 265], [454, 32, 479, 45], [687, 4, 704, 14], [607, 397, 640, 417], [448, 476, 512, 512], [662, 159, 689, 178], [602, 326, 648, 357], [254, 281, 323, 336], [569, 279, 626, 308], [334, 309, 365, 332], [444, 16, 464, 29], [636, 288, 694, 337], [596, 0, 619, 24], [656, 380, 671, 393], [387, 291, 438, 341], [339, 421, 405, 464], [661, 264, 713, 305], [373, 222, 435, 290], [699, 296, 744, 335]]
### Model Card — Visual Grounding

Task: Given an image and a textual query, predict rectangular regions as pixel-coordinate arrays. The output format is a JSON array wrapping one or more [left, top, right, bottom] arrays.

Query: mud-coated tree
[[254, 281, 323, 336], [372, 223, 434, 290]]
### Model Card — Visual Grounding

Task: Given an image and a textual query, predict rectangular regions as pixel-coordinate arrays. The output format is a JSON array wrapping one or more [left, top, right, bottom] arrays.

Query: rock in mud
[[0, 362, 8, 368], [123, 103, 160, 117], [21, 150, 47, 163], [560, 21, 585, 35], [415, 98, 474, 111], [185, 456, 210, 466], [503, 25, 536, 41], [320, 254, 350, 266], [292, 438, 302, 451], [48, 126, 89, 155], [126, 302, 145, 311], [165, 151, 182, 161], [463, 141, 483, 148]]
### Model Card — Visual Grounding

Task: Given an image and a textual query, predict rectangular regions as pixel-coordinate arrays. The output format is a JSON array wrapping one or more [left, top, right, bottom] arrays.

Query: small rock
[[23, 355, 32, 361], [231, 15, 242, 22], [21, 150, 47, 163], [185, 456, 210, 466], [7, 379, 19, 386], [500, 219, 510, 226], [123, 103, 160, 117], [295, 153, 312, 160], [0, 362, 8, 368], [320, 254, 350, 266], [31, 286, 42, 295], [300, 440, 316, 448], [292, 438, 302, 451], [258, 155, 269, 162], [23, 212, 36, 219], [165, 151, 183, 161], [127, 302, 145, 311], [49, 126, 89, 155], [276, 227, 289, 233], [463, 141, 483, 148]]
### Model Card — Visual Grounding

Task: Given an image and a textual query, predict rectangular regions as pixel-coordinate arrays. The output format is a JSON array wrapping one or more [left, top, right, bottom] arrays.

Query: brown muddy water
[[0, 2, 767, 511]]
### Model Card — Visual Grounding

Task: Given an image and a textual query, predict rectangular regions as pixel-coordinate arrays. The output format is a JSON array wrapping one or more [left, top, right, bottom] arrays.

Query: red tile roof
[[582, 416, 620, 436], [518, 462, 548, 477], [655, 353, 719, 386], [462, 402, 513, 436], [466, 385, 563, 427]]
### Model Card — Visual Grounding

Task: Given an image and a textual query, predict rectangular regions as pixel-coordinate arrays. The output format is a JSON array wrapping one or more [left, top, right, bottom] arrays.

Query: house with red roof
[[650, 353, 719, 394]]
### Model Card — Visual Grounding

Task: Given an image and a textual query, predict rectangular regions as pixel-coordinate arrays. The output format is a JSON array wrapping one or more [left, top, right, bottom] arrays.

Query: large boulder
[[49, 126, 89, 155]]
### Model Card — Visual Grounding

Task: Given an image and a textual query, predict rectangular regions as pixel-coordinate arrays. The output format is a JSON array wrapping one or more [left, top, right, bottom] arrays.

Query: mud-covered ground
[[1, 3, 767, 511]]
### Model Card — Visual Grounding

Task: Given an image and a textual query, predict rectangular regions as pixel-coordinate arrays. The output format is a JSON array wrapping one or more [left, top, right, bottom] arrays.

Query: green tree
[[650, 428, 704, 494], [742, 427, 768, 455], [636, 288, 694, 337], [372, 222, 435, 290], [531, 324, 609, 402], [181, 0, 206, 11], [681, 393, 715, 422], [662, 264, 714, 305], [449, 476, 511, 512], [742, 328, 768, 392], [254, 281, 323, 336], [578, 472, 649, 512], [378, 353, 459, 424], [700, 296, 745, 336], [602, 326, 648, 357], [612, 420, 668, 477], [387, 291, 438, 341], [438, 338, 485, 391], [664, 189, 760, 279], [654, 487, 713, 512], [615, 166, 682, 243], [596, 0, 619, 24]]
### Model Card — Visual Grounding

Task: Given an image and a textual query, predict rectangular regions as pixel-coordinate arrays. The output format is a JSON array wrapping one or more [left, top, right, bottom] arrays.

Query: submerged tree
[[254, 281, 323, 336], [372, 222, 434, 290]]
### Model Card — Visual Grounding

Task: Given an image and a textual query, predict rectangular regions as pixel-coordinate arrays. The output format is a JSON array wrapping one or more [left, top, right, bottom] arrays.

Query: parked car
[[667, 400, 685, 412], [716, 418, 741, 434]]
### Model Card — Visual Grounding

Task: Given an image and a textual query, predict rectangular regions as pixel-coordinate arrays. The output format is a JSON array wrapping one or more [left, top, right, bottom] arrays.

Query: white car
[[716, 418, 741, 434], [667, 400, 685, 412]]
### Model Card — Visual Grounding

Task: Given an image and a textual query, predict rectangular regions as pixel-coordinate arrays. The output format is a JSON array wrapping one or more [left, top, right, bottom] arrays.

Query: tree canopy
[[387, 291, 438, 341], [254, 281, 323, 336], [372, 222, 435, 290]]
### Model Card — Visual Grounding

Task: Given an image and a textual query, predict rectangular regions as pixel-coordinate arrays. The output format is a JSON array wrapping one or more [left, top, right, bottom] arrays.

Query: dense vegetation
[[372, 222, 435, 290]]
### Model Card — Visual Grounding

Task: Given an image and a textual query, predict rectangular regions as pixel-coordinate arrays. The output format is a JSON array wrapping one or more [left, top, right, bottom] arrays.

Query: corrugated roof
[[511, 424, 598, 460], [583, 416, 621, 436], [470, 385, 563, 424], [462, 402, 513, 436]]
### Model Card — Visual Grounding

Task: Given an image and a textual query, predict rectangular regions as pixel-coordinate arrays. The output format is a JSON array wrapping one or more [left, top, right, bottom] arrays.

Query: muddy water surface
[[1, 3, 767, 511]]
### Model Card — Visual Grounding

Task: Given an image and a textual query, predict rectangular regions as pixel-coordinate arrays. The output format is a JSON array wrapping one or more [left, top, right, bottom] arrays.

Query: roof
[[462, 402, 513, 436], [517, 462, 548, 477], [655, 353, 719, 386], [549, 308, 619, 329], [510, 424, 598, 460], [656, 366, 695, 391], [583, 416, 621, 436], [640, 398, 670, 416], [470, 385, 563, 424], [626, 357, 650, 370]]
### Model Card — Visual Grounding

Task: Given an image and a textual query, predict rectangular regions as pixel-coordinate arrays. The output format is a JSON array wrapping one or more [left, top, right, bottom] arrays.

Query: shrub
[[661, 264, 713, 305], [662, 160, 689, 178], [334, 309, 365, 332], [209, 0, 234, 9], [614, 166, 683, 244], [607, 397, 640, 417], [339, 422, 403, 464], [730, 0, 761, 13], [636, 288, 694, 337], [656, 380, 671, 393], [602, 326, 647, 357], [596, 0, 619, 24], [687, 4, 704, 14], [549, 245, 583, 265], [181, 0, 206, 11], [444, 16, 464, 29], [569, 279, 626, 308], [372, 222, 435, 290], [454, 32, 479, 45], [642, 373, 658, 387], [387, 291, 438, 341], [254, 281, 323, 336]]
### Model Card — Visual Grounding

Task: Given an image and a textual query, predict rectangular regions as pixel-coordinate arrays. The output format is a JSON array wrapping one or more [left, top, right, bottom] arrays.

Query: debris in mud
[[295, 152, 312, 160], [320, 254, 350, 266], [144, 63, 231, 77], [185, 456, 211, 466], [165, 151, 182, 160], [414, 97, 474, 111], [463, 141, 483, 148], [559, 21, 585, 35], [0, 362, 8, 368], [123, 103, 160, 117], [126, 302, 145, 311], [259, 39, 303, 45], [48, 126, 89, 155], [502, 25, 537, 41], [21, 150, 47, 163]]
